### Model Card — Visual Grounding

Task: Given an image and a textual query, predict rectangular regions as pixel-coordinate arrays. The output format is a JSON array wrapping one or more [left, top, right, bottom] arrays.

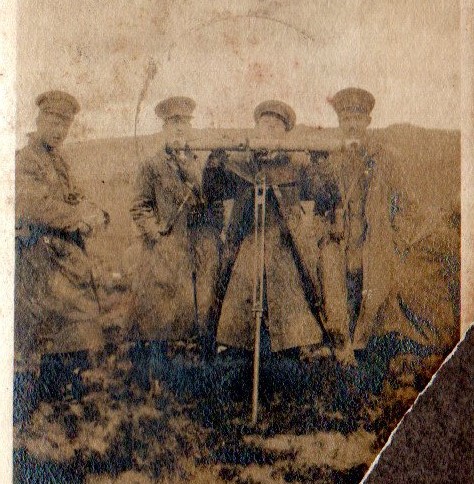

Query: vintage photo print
[[5, 0, 471, 482]]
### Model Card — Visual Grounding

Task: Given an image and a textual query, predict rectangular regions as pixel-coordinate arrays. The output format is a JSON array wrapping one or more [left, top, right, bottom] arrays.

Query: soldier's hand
[[76, 221, 93, 237], [81, 208, 110, 233]]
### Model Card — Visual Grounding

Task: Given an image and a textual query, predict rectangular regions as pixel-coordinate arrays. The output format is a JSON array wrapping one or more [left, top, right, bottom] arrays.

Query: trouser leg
[[320, 243, 351, 342], [201, 241, 240, 361]]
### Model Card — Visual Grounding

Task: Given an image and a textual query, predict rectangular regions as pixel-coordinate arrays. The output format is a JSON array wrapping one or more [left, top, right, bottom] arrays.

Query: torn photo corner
[[3, 0, 473, 482]]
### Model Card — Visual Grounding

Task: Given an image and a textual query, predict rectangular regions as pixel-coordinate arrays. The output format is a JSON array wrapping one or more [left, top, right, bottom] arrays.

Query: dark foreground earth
[[14, 301, 440, 484]]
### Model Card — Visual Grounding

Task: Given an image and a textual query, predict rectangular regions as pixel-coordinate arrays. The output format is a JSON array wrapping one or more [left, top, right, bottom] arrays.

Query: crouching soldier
[[128, 97, 222, 391], [15, 91, 109, 422]]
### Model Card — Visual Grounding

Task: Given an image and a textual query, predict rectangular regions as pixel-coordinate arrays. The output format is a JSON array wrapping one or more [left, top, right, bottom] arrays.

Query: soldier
[[15, 90, 109, 421], [307, 87, 380, 365], [315, 87, 458, 382], [327, 90, 459, 360], [122, 97, 200, 287], [128, 96, 222, 390], [208, 100, 325, 359]]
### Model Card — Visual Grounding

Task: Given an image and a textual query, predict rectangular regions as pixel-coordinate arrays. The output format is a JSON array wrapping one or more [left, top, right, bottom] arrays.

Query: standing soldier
[[308, 87, 382, 365], [15, 91, 109, 421], [314, 87, 458, 378], [326, 89, 458, 363], [128, 97, 222, 390], [209, 100, 325, 358]]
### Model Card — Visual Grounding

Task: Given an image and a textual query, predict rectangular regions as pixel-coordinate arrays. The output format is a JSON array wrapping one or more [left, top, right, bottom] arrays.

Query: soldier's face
[[163, 116, 192, 138], [36, 111, 73, 147], [338, 113, 371, 140], [257, 114, 287, 136]]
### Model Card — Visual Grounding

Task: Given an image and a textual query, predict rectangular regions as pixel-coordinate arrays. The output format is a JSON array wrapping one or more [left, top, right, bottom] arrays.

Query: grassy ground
[[13, 125, 458, 482], [13, 287, 428, 483]]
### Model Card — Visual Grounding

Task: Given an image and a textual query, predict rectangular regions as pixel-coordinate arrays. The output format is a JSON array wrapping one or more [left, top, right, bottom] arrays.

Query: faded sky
[[16, 0, 460, 145]]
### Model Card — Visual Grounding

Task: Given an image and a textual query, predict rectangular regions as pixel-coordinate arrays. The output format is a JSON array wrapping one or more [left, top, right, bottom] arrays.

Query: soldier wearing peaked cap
[[14, 90, 109, 419], [155, 95, 196, 120], [128, 96, 223, 385], [36, 90, 81, 120], [310, 86, 458, 374], [155, 96, 196, 142], [331, 88, 457, 357], [253, 100, 296, 132], [305, 87, 382, 365], [330, 87, 375, 116]]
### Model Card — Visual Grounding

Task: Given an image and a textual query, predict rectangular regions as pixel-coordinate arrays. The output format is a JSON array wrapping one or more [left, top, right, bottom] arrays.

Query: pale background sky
[[16, 0, 460, 146]]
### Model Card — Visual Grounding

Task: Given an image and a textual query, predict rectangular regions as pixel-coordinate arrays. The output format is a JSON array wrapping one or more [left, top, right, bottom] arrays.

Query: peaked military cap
[[36, 90, 80, 120], [330, 87, 375, 116], [254, 100, 296, 131], [155, 96, 196, 120]]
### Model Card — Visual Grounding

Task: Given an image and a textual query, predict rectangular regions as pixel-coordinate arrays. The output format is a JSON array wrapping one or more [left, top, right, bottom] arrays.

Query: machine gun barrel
[[165, 132, 341, 153]]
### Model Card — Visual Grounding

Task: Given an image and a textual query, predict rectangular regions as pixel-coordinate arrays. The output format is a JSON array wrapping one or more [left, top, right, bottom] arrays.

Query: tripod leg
[[251, 311, 262, 425], [251, 173, 266, 425]]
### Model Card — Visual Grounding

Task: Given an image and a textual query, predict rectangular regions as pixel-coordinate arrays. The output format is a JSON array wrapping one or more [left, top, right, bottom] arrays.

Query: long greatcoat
[[15, 134, 103, 362], [371, 202, 460, 351], [129, 148, 221, 342], [315, 140, 458, 351], [214, 151, 324, 352], [308, 142, 401, 350]]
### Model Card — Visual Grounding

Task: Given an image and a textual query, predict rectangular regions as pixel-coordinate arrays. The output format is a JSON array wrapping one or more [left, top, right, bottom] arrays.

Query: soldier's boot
[[331, 329, 357, 367], [319, 243, 356, 366], [334, 342, 358, 367], [13, 371, 39, 424], [299, 343, 332, 363]]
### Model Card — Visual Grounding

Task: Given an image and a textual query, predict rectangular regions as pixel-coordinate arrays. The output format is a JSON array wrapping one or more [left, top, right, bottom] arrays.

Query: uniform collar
[[27, 132, 58, 155]]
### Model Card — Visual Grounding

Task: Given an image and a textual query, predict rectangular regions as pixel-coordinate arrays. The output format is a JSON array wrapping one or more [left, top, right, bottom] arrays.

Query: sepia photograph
[[4, 0, 471, 482]]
